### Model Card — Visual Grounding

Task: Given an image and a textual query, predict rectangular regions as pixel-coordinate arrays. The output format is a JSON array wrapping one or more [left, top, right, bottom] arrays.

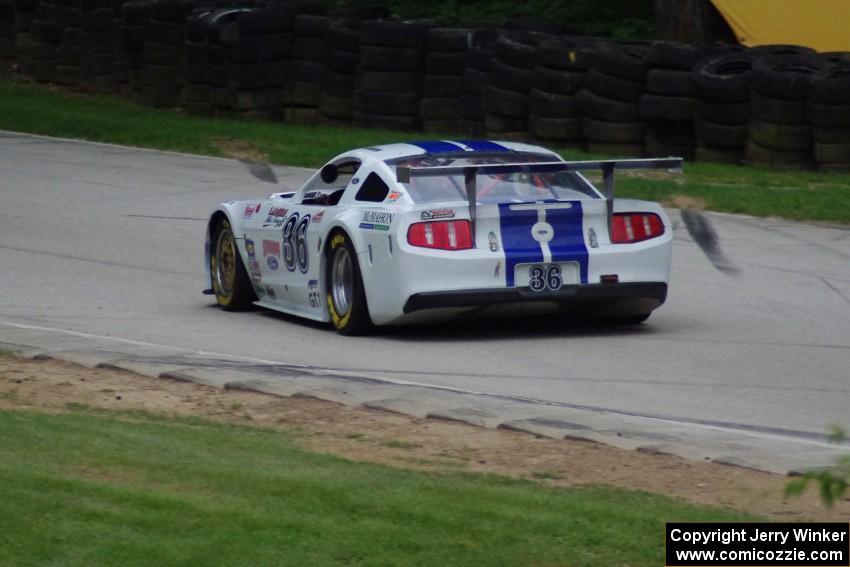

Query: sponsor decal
[[243, 203, 261, 218], [588, 227, 599, 248], [265, 286, 276, 299], [312, 209, 325, 223], [362, 210, 392, 225], [263, 207, 289, 228], [266, 256, 279, 270], [351, 177, 360, 185], [262, 239, 281, 259], [359, 222, 390, 231], [421, 208, 455, 221], [386, 191, 403, 201], [245, 237, 256, 260], [494, 261, 501, 278], [307, 279, 320, 308], [307, 279, 319, 289]]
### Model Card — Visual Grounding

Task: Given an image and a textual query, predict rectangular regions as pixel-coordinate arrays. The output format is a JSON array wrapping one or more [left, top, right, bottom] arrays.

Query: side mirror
[[320, 163, 339, 184]]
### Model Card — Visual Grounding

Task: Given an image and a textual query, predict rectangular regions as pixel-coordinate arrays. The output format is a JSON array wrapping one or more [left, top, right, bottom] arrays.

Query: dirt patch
[[667, 195, 708, 210], [210, 136, 269, 163], [1, 356, 847, 521]]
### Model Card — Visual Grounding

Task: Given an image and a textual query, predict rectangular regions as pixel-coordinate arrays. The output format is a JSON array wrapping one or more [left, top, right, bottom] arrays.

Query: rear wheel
[[211, 218, 255, 311], [326, 232, 372, 335]]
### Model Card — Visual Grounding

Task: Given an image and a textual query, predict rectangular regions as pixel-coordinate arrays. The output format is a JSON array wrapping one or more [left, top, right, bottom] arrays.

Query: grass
[[0, 408, 756, 567], [1, 77, 849, 224]]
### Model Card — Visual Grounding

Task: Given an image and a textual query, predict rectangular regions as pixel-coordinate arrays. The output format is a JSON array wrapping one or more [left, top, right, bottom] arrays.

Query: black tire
[[535, 37, 598, 71], [587, 43, 649, 81], [327, 20, 358, 51], [147, 20, 183, 45], [745, 139, 814, 170], [696, 99, 748, 125], [226, 33, 292, 63], [323, 70, 356, 97], [143, 40, 181, 65], [293, 14, 329, 38], [326, 231, 373, 335], [422, 119, 459, 134], [749, 90, 806, 124], [812, 127, 850, 143], [645, 68, 693, 96], [426, 51, 467, 75], [813, 142, 850, 163], [584, 68, 643, 102], [638, 93, 694, 121], [647, 40, 710, 70], [576, 88, 639, 122], [141, 63, 179, 88], [359, 45, 422, 72], [319, 93, 353, 119], [356, 90, 421, 116], [292, 37, 328, 63], [482, 84, 528, 118], [327, 48, 358, 74], [809, 64, 850, 105], [459, 94, 484, 119], [529, 89, 579, 118], [534, 66, 584, 95], [692, 53, 753, 102], [490, 58, 535, 93], [586, 142, 644, 157], [807, 101, 850, 128], [427, 27, 473, 52], [694, 116, 747, 148], [749, 44, 815, 57], [529, 116, 582, 140], [423, 75, 463, 97], [359, 71, 421, 93], [495, 32, 538, 68], [748, 118, 812, 152], [694, 144, 744, 164], [360, 20, 428, 48], [751, 55, 827, 101], [484, 112, 527, 133], [211, 217, 256, 311], [582, 116, 645, 143], [462, 68, 488, 95], [420, 96, 460, 120]]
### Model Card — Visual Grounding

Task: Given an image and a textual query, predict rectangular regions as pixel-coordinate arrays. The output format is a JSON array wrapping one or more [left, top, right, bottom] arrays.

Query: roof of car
[[336, 140, 559, 164]]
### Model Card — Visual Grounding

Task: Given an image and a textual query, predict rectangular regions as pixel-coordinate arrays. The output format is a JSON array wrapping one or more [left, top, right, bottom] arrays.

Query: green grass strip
[[0, 408, 755, 567], [2, 78, 848, 223]]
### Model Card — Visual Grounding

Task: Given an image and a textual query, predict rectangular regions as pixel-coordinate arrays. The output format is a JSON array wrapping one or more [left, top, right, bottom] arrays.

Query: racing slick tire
[[326, 232, 372, 335], [211, 217, 256, 311]]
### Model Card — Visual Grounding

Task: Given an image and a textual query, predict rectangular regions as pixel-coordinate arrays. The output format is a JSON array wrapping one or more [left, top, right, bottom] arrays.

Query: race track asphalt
[[1, 131, 848, 470]]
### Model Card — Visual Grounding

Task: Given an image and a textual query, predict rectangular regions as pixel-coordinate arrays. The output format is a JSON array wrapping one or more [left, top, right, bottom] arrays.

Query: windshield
[[389, 153, 601, 204]]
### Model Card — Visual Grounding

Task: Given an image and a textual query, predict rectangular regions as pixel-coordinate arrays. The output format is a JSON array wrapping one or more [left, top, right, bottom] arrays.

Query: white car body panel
[[205, 140, 677, 327]]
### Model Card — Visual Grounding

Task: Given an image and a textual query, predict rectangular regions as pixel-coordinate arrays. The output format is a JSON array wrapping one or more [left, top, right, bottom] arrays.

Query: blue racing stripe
[[456, 140, 511, 152], [545, 202, 589, 284], [409, 140, 465, 154], [498, 201, 589, 287], [498, 204, 543, 288]]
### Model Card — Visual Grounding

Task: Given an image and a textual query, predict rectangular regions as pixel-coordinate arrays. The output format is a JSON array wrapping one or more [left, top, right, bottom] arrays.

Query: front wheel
[[211, 218, 256, 311], [326, 232, 372, 335]]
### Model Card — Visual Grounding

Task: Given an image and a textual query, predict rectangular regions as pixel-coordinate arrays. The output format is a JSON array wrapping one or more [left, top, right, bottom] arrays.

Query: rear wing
[[396, 158, 683, 246]]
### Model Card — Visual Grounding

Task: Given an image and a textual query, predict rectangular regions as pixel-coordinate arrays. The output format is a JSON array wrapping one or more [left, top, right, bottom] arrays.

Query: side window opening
[[355, 172, 390, 202], [301, 159, 360, 206]]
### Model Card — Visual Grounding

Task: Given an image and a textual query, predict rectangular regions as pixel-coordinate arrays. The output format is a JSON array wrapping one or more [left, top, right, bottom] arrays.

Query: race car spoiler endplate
[[396, 158, 683, 246]]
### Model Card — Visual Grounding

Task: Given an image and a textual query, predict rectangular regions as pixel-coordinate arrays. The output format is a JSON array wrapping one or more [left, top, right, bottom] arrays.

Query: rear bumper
[[403, 282, 667, 314]]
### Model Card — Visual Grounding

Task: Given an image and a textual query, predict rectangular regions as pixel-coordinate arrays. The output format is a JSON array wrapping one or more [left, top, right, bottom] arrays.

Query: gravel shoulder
[[1, 355, 848, 521]]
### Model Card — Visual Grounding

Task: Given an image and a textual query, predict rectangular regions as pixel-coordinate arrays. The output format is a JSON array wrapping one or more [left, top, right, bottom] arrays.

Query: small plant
[[531, 471, 564, 481], [785, 426, 849, 508], [346, 433, 367, 440]]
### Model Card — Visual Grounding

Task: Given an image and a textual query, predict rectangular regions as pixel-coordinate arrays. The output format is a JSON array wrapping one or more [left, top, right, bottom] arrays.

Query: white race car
[[204, 140, 681, 334]]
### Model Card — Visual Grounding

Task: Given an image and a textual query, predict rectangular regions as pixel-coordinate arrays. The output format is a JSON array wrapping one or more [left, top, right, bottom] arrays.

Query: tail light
[[407, 220, 472, 250], [610, 213, 665, 244]]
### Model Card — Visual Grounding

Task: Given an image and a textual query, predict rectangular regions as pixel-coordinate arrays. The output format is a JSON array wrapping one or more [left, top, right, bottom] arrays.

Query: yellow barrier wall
[[711, 0, 850, 52]]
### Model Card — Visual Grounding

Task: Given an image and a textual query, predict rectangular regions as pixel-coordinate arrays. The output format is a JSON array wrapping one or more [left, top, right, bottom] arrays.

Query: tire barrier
[[4, 1, 850, 170], [579, 41, 648, 156], [420, 27, 472, 134], [353, 19, 428, 131]]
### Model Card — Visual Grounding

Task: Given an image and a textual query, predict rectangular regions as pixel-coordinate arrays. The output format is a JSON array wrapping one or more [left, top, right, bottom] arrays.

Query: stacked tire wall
[[529, 37, 592, 146], [5, 1, 850, 172], [579, 42, 648, 156], [354, 19, 428, 131], [810, 63, 850, 170]]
